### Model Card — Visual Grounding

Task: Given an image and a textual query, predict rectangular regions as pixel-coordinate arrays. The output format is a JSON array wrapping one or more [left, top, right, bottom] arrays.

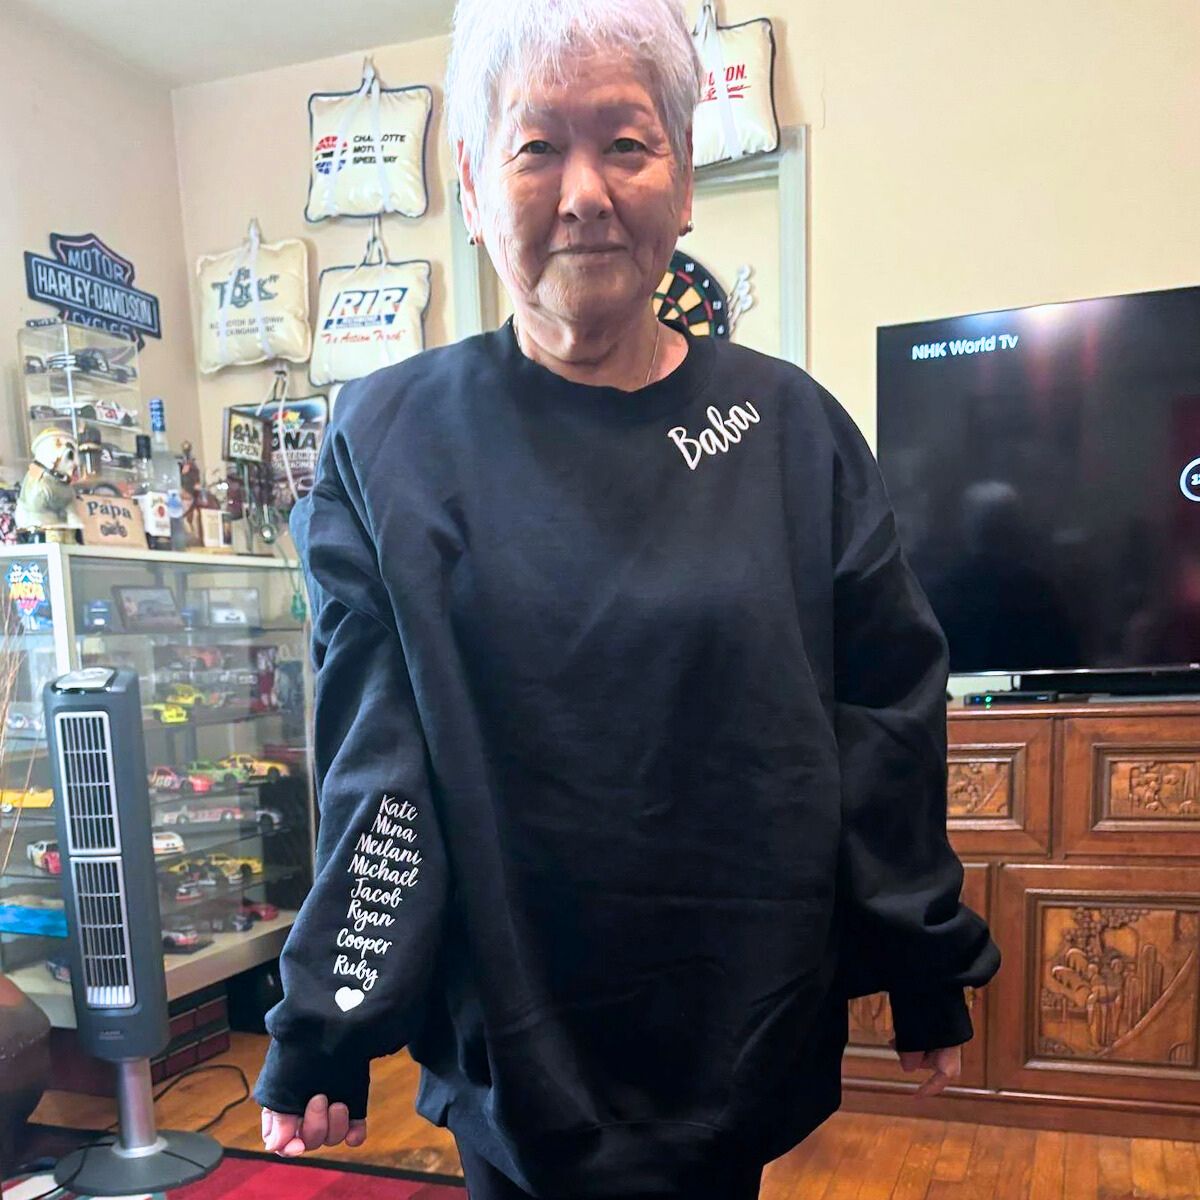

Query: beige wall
[[172, 36, 455, 468], [759, 0, 1200, 443], [170, 0, 1200, 462], [0, 4, 199, 474]]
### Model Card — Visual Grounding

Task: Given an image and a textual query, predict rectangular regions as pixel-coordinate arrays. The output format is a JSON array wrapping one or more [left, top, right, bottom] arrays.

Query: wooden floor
[[27, 1032, 1200, 1199]]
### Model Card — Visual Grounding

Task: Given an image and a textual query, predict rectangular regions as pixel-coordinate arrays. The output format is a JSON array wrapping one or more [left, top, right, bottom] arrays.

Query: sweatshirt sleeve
[[253, 405, 448, 1120], [821, 390, 1000, 1053]]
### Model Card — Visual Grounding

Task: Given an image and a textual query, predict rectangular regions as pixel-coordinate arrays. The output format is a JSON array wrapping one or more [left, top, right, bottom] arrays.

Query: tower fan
[[43, 667, 223, 1194]]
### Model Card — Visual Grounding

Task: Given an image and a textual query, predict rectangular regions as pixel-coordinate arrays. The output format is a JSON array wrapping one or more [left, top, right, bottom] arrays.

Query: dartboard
[[653, 251, 730, 338]]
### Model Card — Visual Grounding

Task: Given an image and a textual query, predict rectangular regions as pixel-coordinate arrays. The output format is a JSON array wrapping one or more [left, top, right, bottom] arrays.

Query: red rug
[[4, 1148, 466, 1200], [172, 1150, 466, 1199]]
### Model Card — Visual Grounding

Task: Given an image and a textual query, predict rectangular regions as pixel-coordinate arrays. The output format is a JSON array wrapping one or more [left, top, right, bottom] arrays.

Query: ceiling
[[11, 0, 458, 87]]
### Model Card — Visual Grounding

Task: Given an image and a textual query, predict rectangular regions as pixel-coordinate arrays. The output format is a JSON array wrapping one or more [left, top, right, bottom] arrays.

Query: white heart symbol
[[334, 986, 364, 1012]]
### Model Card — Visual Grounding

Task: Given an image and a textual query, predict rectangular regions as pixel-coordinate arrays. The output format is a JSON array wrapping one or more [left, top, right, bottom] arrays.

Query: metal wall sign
[[24, 232, 162, 346]]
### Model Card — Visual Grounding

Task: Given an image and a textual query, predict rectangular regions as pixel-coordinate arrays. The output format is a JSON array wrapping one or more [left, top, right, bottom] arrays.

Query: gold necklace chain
[[512, 315, 662, 390], [643, 318, 662, 389]]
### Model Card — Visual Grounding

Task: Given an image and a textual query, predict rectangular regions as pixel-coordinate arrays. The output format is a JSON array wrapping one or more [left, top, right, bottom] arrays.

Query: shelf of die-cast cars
[[142, 705, 288, 730], [3, 909, 298, 1029], [159, 861, 306, 904], [83, 628, 304, 641], [0, 542, 314, 1027]]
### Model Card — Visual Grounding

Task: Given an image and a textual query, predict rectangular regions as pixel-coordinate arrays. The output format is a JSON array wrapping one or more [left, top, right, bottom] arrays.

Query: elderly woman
[[254, 0, 1000, 1195]]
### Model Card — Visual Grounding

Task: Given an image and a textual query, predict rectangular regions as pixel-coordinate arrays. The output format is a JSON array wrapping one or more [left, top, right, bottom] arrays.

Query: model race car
[[162, 922, 207, 952], [159, 802, 249, 825], [218, 752, 291, 782], [26, 840, 61, 875], [206, 851, 263, 881], [167, 646, 224, 672], [44, 955, 71, 983], [99, 443, 136, 472], [251, 805, 285, 832], [165, 856, 232, 890], [241, 899, 280, 922], [5, 710, 45, 738], [146, 702, 189, 726], [152, 830, 185, 856], [147, 765, 213, 794], [163, 683, 227, 709], [73, 348, 138, 384], [0, 788, 54, 814], [185, 759, 248, 786], [27, 397, 138, 427]]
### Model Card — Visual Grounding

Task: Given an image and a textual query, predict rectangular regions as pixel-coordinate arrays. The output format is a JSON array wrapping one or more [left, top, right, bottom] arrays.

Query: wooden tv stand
[[841, 697, 1200, 1140]]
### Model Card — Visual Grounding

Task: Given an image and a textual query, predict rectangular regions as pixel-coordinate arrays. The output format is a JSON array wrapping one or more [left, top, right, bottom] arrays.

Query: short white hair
[[446, 0, 703, 176]]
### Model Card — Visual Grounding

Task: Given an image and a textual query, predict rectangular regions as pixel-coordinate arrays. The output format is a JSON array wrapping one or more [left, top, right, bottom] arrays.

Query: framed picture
[[222, 407, 270, 465], [199, 585, 262, 629], [111, 585, 184, 631]]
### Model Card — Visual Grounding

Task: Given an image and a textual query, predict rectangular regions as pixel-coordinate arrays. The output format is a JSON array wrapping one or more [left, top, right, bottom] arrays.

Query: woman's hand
[[261, 1095, 367, 1156], [889, 1040, 962, 1098]]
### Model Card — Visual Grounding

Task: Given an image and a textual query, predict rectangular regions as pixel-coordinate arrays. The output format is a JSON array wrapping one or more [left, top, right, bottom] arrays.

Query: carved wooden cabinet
[[841, 700, 1200, 1140]]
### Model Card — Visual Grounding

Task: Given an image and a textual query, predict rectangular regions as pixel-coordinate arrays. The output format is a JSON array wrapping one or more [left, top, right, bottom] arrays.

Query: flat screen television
[[876, 284, 1200, 688]]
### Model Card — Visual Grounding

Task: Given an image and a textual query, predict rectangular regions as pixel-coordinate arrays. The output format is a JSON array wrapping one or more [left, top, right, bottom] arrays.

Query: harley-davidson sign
[[24, 232, 161, 346]]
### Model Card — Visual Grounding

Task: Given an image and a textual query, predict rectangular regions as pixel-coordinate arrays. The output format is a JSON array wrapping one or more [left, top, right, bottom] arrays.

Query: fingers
[[262, 1109, 301, 1154], [296, 1094, 332, 1153], [261, 1099, 366, 1155], [325, 1102, 350, 1147], [912, 1046, 962, 1098]]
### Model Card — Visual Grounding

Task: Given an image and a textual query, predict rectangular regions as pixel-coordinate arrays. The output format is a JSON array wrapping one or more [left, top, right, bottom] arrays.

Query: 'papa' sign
[[74, 493, 146, 548]]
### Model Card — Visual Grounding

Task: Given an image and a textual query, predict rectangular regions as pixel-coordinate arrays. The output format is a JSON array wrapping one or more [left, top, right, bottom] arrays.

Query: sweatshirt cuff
[[888, 986, 973, 1053], [253, 1038, 371, 1120]]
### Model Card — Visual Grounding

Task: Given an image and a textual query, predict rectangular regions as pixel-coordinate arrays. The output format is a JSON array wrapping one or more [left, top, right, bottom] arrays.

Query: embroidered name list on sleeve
[[333, 794, 422, 1007]]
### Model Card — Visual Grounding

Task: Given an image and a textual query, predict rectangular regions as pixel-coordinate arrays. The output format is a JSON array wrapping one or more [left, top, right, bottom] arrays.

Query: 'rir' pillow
[[309, 224, 430, 386]]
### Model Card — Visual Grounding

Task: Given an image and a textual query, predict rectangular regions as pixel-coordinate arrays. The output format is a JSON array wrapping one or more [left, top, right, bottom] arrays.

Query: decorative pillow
[[195, 221, 311, 373], [305, 60, 432, 221], [309, 221, 431, 386], [692, 1, 780, 169]]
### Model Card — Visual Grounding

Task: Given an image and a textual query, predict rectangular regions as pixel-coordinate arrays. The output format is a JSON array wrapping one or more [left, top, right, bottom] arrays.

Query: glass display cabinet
[[0, 544, 314, 1026], [18, 320, 144, 492]]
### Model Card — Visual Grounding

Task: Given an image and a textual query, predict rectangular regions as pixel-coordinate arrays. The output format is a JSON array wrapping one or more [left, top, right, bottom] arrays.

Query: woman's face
[[460, 51, 692, 332]]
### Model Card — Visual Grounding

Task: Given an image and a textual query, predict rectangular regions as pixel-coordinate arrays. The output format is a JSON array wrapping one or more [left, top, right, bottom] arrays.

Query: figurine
[[179, 440, 203, 546], [179, 440, 201, 497], [15, 429, 82, 536]]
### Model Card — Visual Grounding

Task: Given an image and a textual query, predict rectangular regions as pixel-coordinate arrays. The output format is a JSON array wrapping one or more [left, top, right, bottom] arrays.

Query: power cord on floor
[[102, 1062, 252, 1134], [9, 1139, 118, 1200], [9, 1062, 253, 1200]]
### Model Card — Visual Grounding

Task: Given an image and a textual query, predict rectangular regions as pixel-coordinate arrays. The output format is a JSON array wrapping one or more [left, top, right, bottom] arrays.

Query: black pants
[[454, 1141, 763, 1200]]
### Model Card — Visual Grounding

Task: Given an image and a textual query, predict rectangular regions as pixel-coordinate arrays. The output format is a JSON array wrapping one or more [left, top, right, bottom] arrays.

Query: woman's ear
[[678, 129, 695, 234], [456, 138, 483, 244]]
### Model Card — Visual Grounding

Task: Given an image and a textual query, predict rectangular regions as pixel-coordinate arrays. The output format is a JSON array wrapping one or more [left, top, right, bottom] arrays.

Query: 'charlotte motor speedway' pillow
[[305, 60, 432, 221], [692, 1, 780, 168], [309, 225, 431, 386], [195, 221, 311, 374]]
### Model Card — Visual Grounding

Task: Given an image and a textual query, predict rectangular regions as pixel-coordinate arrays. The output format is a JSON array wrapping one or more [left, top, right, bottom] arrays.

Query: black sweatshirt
[[253, 320, 1000, 1196]]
